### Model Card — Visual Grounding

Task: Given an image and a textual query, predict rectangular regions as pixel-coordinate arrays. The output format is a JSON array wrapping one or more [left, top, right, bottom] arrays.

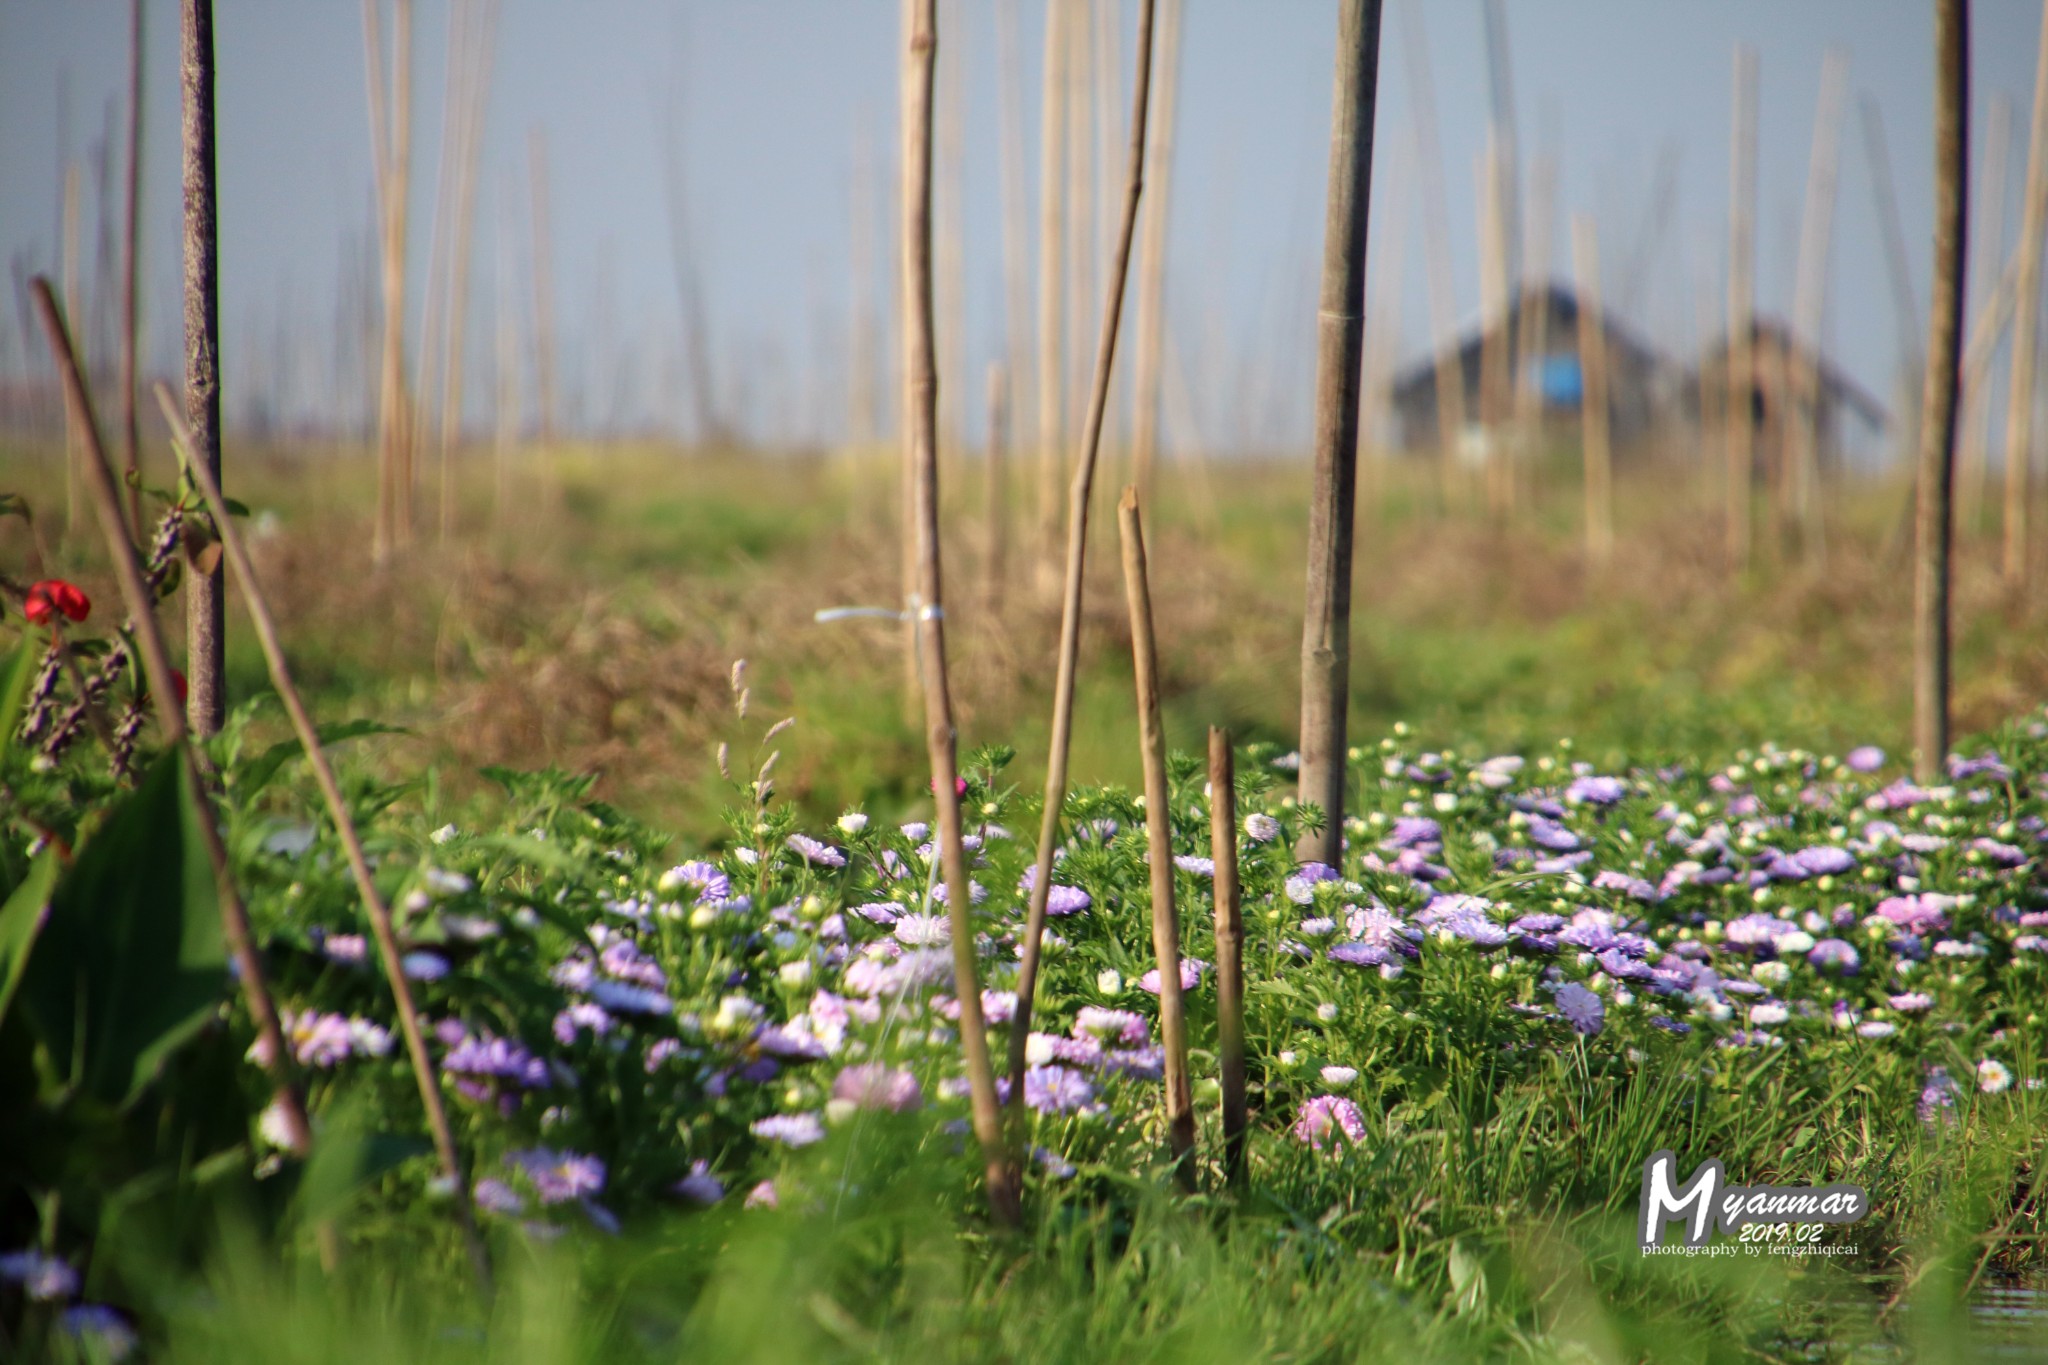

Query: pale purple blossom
[[1291, 1095, 1368, 1151]]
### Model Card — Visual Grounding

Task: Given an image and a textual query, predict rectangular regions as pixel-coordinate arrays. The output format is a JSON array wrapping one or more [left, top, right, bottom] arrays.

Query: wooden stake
[[1129, 0, 1183, 502], [1296, 0, 1384, 868], [1008, 0, 1160, 1111], [62, 160, 84, 543], [1784, 48, 1848, 563], [1961, 94, 2013, 530], [899, 0, 1020, 1225], [987, 361, 1007, 615], [1035, 0, 1068, 600], [1208, 725, 1245, 1189], [1118, 487, 1194, 1187], [527, 126, 557, 448], [996, 0, 1032, 480], [363, 0, 416, 557], [158, 382, 492, 1290], [1572, 215, 1614, 568], [32, 277, 314, 1169], [1400, 2, 1467, 500], [1917, 0, 1969, 782], [180, 0, 226, 733], [1478, 134, 1513, 519], [1726, 43, 1758, 573], [119, 0, 144, 538], [2004, 0, 2048, 592]]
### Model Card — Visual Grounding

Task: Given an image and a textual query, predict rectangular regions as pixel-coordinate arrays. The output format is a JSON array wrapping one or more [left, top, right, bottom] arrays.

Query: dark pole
[[120, 0, 145, 537], [1296, 0, 1384, 865], [180, 0, 225, 735], [1915, 0, 1969, 780]]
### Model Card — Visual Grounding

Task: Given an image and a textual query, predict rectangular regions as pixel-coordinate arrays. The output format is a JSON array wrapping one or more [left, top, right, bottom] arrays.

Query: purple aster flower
[[1242, 813, 1282, 843], [1138, 958, 1207, 993], [1792, 845, 1856, 876], [508, 1148, 606, 1204], [1876, 895, 1950, 935], [1527, 817, 1581, 852], [402, 951, 450, 982], [321, 932, 368, 965], [1074, 1006, 1150, 1046], [589, 980, 673, 1016], [1510, 912, 1568, 934], [751, 1112, 828, 1147], [1918, 1066, 1961, 1125], [1286, 863, 1341, 904], [644, 1038, 681, 1072], [1173, 854, 1216, 877], [444, 1034, 551, 1089], [1650, 1016, 1693, 1034], [0, 1250, 79, 1301], [832, 1063, 924, 1112], [753, 1022, 829, 1060], [474, 1178, 526, 1214], [1806, 939, 1861, 975], [1291, 1095, 1368, 1151], [674, 1160, 725, 1205], [60, 1305, 137, 1360], [1845, 745, 1885, 773], [894, 913, 951, 946], [786, 833, 847, 868], [1328, 941, 1392, 967], [1974, 838, 2028, 868], [1023, 1064, 1097, 1113], [1567, 775, 1627, 806], [599, 939, 668, 988], [553, 1003, 615, 1045], [661, 860, 732, 901], [1384, 816, 1442, 850], [1889, 991, 1935, 1014], [744, 1180, 780, 1209], [1549, 982, 1605, 1036]]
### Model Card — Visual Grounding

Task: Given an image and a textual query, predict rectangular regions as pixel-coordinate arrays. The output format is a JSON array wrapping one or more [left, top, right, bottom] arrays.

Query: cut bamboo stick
[[1478, 134, 1513, 519], [1035, 0, 1068, 599], [1726, 43, 1758, 573], [1129, 0, 1183, 502], [1208, 725, 1245, 1189], [1510, 149, 1554, 492], [899, 0, 1020, 1225], [62, 160, 84, 543], [159, 383, 491, 1287], [32, 277, 314, 1170], [363, 0, 416, 557], [1784, 48, 1848, 563], [527, 126, 557, 448], [1119, 486, 1193, 1187], [2004, 0, 2048, 592], [987, 361, 1007, 615], [1008, 0, 1160, 1112], [1572, 215, 1613, 568], [1399, 2, 1467, 501], [996, 0, 1032, 484], [1961, 95, 2013, 529], [180, 0, 226, 732], [1916, 0, 1968, 779], [1296, 0, 1384, 868], [119, 0, 144, 538]]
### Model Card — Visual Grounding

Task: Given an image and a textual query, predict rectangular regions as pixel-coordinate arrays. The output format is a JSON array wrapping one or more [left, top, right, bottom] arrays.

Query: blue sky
[[1, 1, 2042, 454]]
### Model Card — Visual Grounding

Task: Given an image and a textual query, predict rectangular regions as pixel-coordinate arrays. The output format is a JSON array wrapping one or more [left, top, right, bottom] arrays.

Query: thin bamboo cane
[[119, 0, 144, 538], [1478, 135, 1513, 519], [180, 0, 227, 733], [1918, 0, 1969, 781], [1510, 150, 1554, 494], [412, 0, 466, 542], [1296, 0, 1384, 868], [156, 382, 493, 1290], [62, 161, 84, 542], [987, 361, 1007, 615], [995, 0, 1032, 488], [493, 204, 517, 527], [1035, 0, 1068, 599], [1066, 4, 1095, 453], [899, 0, 1021, 1226], [32, 277, 314, 1168], [1359, 130, 1412, 501], [1961, 95, 2013, 530], [1007, 0, 1159, 1111], [438, 0, 497, 542], [1208, 725, 1245, 1189], [1129, 0, 1183, 503], [1726, 43, 1758, 573], [527, 127, 558, 448], [1861, 97, 1925, 415], [1572, 215, 1613, 568], [363, 0, 415, 557], [1400, 2, 1466, 503], [1784, 48, 1848, 563], [2004, 0, 2048, 592], [1118, 486, 1193, 1187]]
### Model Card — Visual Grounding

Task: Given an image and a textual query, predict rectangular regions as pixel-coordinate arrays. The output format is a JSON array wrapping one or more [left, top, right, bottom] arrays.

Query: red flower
[[930, 776, 969, 797], [24, 580, 90, 626], [169, 669, 190, 707]]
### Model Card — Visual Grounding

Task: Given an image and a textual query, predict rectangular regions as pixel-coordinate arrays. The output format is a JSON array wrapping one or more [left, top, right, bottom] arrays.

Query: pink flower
[[1291, 1095, 1368, 1151]]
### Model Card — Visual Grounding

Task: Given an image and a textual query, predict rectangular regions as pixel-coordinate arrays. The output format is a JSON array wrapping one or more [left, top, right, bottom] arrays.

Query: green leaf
[[235, 718, 407, 798], [292, 1100, 432, 1231], [15, 750, 228, 1107], [222, 497, 253, 518], [0, 638, 37, 764], [0, 853, 59, 1024]]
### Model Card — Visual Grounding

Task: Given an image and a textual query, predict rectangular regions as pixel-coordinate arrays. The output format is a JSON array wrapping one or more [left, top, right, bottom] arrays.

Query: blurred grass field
[[5, 435, 2046, 839]]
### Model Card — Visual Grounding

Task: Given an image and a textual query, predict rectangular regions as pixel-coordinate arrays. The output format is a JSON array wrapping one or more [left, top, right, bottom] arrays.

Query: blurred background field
[[7, 439, 2046, 841]]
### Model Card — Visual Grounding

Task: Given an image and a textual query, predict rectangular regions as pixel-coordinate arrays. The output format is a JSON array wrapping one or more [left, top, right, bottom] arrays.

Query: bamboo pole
[[438, 0, 497, 542], [1961, 95, 2013, 530], [987, 361, 1007, 615], [1784, 48, 1849, 563], [1034, 0, 1068, 600], [119, 0, 144, 538], [1208, 725, 1245, 1189], [1129, 0, 1183, 502], [527, 126, 558, 448], [158, 383, 492, 1289], [1295, 0, 1384, 869], [1917, 0, 1969, 780], [1066, 4, 1095, 452], [2004, 0, 2048, 593], [31, 278, 315, 1169], [936, 0, 967, 465], [1007, 0, 1159, 1110], [1400, 3, 1466, 502], [898, 0, 1020, 1226], [996, 0, 1032, 489], [1860, 97, 1925, 422], [1478, 135, 1513, 519], [493, 204, 517, 527], [180, 0, 226, 734], [1726, 43, 1758, 573], [1118, 487, 1194, 1187], [1358, 131, 1411, 499], [62, 161, 84, 543], [1572, 215, 1614, 568], [412, 0, 465, 542], [363, 0, 415, 558], [1510, 150, 1555, 494]]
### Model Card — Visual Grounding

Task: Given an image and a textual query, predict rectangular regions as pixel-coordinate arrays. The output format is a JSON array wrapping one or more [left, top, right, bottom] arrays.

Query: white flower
[[1095, 969, 1123, 995], [1752, 961, 1791, 987], [1979, 1059, 2013, 1094], [1242, 813, 1281, 844], [1319, 1065, 1358, 1086], [778, 960, 814, 988], [1315, 1002, 1340, 1023], [431, 823, 459, 844], [1748, 1003, 1789, 1026], [837, 812, 870, 835]]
